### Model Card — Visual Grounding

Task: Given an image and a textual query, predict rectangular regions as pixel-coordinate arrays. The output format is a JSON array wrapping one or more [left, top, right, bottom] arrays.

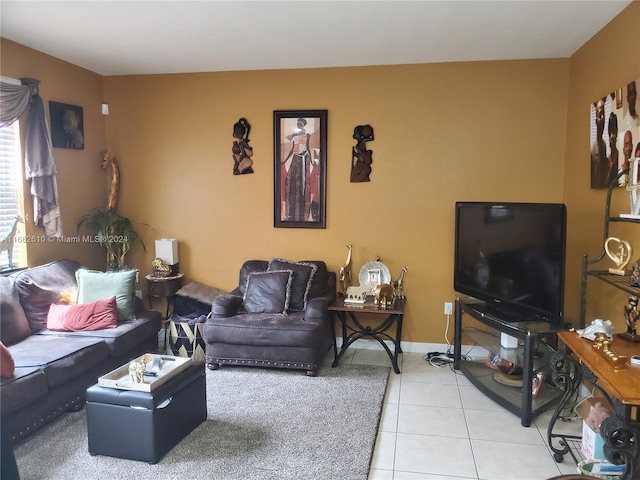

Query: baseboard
[[334, 338, 489, 362]]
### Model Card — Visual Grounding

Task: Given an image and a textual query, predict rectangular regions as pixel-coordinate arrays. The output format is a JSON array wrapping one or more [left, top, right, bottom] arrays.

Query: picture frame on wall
[[49, 101, 84, 149], [273, 110, 327, 229]]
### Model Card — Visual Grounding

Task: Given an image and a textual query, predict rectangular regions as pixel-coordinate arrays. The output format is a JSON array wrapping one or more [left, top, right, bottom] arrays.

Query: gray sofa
[[0, 259, 162, 444], [204, 259, 336, 376]]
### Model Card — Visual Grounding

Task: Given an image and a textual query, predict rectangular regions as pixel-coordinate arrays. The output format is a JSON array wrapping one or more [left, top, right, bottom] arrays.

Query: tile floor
[[338, 348, 584, 480]]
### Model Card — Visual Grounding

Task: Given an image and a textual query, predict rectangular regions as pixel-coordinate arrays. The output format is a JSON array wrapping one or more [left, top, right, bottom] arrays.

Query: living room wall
[[1, 2, 637, 345], [100, 59, 569, 345], [563, 1, 640, 332], [1, 39, 107, 270]]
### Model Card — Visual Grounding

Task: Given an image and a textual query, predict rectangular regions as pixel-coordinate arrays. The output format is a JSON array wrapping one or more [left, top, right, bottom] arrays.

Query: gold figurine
[[338, 243, 352, 296], [592, 332, 628, 369]]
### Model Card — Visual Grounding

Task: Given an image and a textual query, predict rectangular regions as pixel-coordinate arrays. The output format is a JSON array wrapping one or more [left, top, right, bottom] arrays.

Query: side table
[[329, 297, 405, 373], [146, 273, 184, 352]]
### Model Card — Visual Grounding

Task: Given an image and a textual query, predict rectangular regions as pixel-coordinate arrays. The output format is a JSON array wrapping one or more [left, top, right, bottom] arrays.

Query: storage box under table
[[86, 363, 206, 464]]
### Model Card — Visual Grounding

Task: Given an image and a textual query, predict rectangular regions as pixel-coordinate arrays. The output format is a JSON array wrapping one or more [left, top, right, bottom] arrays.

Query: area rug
[[14, 363, 389, 480]]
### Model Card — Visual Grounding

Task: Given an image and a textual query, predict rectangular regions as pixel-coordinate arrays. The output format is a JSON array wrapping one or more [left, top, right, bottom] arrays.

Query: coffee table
[[86, 357, 206, 464]]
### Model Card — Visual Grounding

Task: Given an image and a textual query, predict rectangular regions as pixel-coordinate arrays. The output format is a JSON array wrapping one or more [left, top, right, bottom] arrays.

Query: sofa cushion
[[0, 366, 48, 413], [0, 342, 15, 377], [0, 277, 32, 345], [47, 296, 118, 332], [243, 270, 292, 314], [268, 259, 317, 311], [76, 269, 137, 320], [13, 259, 81, 334], [8, 334, 109, 388], [37, 310, 162, 357]]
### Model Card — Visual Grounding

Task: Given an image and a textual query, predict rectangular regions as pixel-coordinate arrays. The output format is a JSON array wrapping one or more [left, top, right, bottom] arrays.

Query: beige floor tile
[[459, 384, 509, 412], [399, 382, 462, 408], [394, 433, 477, 478], [397, 404, 468, 438], [392, 473, 477, 480], [471, 439, 562, 480], [368, 468, 394, 480], [370, 431, 397, 470], [385, 374, 402, 403], [400, 361, 458, 384], [465, 409, 545, 444], [379, 401, 399, 433]]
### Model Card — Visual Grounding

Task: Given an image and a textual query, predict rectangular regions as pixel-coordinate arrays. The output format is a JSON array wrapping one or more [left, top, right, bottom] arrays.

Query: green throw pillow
[[76, 269, 138, 320]]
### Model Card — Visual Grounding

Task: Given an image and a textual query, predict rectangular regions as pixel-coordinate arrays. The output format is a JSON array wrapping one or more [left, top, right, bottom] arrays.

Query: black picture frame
[[49, 101, 84, 149], [274, 110, 327, 228]]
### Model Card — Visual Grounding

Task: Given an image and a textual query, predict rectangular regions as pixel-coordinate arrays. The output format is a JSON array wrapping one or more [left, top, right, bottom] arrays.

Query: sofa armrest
[[304, 297, 329, 322], [211, 294, 243, 317]]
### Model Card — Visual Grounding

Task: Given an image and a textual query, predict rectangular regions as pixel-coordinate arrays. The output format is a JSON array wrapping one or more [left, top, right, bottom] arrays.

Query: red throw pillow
[[47, 296, 118, 332], [0, 341, 15, 377]]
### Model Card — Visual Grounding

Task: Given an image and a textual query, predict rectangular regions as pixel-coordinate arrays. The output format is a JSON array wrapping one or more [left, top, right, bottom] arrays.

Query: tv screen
[[454, 202, 567, 323]]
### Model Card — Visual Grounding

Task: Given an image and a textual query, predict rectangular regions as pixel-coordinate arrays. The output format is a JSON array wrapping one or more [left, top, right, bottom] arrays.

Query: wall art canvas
[[273, 110, 327, 229], [590, 77, 640, 189], [49, 101, 84, 149]]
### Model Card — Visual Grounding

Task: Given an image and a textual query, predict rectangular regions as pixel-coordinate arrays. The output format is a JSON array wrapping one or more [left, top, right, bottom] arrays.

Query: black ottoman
[[86, 364, 206, 464]]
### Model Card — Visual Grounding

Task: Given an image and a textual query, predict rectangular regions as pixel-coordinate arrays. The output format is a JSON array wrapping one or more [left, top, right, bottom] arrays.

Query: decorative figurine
[[620, 294, 639, 342], [604, 236, 633, 275], [374, 283, 394, 309], [338, 243, 352, 296], [350, 124, 374, 182], [392, 267, 408, 299], [345, 284, 371, 303], [101, 148, 120, 211], [151, 257, 171, 277], [592, 332, 628, 368], [232, 117, 253, 175], [128, 358, 146, 383], [631, 259, 640, 287]]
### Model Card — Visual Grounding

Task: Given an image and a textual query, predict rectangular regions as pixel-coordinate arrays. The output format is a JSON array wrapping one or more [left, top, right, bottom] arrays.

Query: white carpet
[[14, 362, 389, 480]]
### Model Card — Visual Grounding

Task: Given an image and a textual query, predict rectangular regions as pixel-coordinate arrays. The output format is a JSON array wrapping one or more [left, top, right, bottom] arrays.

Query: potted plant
[[77, 207, 147, 271]]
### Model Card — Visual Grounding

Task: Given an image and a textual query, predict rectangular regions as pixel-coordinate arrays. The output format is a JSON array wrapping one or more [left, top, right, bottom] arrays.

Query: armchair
[[203, 259, 336, 376]]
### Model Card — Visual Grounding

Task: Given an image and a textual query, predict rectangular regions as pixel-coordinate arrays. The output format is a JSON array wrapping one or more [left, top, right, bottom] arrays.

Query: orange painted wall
[[563, 1, 640, 333], [1, 39, 107, 270], [102, 60, 569, 344], [1, 2, 637, 344]]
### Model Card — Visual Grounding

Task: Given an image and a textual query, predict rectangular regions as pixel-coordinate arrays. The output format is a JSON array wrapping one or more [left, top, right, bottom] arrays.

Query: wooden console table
[[329, 297, 405, 373], [547, 330, 640, 480]]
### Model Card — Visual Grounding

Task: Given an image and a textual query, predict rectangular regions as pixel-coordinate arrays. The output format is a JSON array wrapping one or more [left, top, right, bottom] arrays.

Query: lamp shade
[[155, 239, 178, 265]]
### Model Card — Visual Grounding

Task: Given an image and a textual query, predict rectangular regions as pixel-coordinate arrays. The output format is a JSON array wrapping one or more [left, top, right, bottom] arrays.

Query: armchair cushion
[[267, 258, 317, 311], [243, 270, 293, 314]]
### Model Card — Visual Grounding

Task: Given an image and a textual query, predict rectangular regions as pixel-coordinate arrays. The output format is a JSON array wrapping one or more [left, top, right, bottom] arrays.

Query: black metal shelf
[[580, 168, 639, 326], [453, 299, 563, 427]]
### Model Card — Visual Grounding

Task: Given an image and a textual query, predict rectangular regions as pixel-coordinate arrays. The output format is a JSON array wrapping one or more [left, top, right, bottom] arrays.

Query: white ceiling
[[0, 0, 633, 76]]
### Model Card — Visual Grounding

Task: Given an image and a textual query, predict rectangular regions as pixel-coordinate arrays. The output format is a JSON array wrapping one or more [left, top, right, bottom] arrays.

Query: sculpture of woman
[[232, 118, 253, 175], [350, 124, 374, 182]]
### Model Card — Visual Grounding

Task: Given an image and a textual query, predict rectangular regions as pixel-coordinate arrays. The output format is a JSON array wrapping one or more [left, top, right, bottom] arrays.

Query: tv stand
[[453, 298, 564, 426]]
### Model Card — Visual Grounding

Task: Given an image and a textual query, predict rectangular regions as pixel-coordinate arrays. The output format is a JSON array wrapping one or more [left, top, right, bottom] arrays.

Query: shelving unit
[[453, 299, 564, 427], [580, 169, 640, 326]]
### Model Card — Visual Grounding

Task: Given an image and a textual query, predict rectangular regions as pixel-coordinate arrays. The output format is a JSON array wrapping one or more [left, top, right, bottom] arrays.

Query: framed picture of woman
[[273, 110, 327, 228]]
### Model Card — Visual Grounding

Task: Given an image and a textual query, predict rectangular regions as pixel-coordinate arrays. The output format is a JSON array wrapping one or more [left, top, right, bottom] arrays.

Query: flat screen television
[[454, 202, 567, 324]]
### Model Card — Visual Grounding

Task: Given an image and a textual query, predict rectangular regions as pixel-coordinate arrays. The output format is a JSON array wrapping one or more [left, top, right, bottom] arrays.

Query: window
[[0, 120, 26, 271]]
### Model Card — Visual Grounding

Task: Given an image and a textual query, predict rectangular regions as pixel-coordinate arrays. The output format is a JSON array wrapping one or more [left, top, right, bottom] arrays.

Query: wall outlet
[[444, 302, 453, 315], [135, 289, 143, 299]]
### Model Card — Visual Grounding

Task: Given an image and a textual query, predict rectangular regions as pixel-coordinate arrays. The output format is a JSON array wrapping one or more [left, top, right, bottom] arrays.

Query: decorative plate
[[358, 260, 391, 288]]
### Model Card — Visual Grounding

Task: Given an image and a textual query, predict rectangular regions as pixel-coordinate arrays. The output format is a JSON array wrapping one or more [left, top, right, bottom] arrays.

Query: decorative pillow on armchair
[[267, 259, 317, 311], [76, 269, 137, 320], [47, 296, 118, 331], [243, 270, 293, 314]]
